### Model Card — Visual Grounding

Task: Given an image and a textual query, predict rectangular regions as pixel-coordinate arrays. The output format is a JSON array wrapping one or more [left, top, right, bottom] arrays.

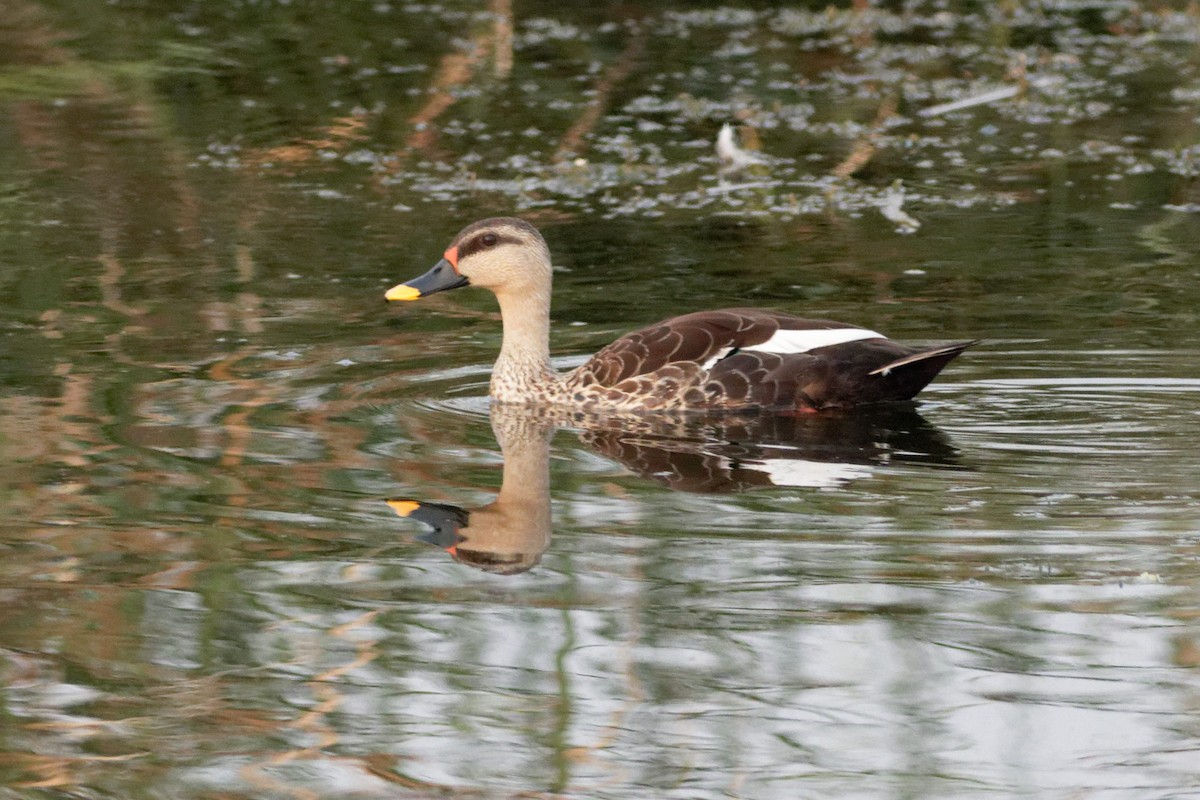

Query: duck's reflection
[[577, 405, 960, 493], [387, 404, 960, 573], [388, 411, 554, 575]]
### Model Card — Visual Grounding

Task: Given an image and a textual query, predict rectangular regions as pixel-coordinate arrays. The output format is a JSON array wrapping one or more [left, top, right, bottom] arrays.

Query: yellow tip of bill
[[385, 283, 421, 301], [387, 499, 421, 517]]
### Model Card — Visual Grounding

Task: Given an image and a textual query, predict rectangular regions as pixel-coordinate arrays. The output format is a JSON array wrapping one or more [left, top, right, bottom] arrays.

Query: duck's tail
[[869, 340, 978, 398]]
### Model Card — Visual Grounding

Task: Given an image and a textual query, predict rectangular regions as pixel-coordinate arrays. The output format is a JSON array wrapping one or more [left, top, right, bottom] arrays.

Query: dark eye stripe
[[457, 232, 521, 261]]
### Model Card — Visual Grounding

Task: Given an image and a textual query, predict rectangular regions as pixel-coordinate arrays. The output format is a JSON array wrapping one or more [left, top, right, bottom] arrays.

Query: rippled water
[[3, 1, 1200, 798]]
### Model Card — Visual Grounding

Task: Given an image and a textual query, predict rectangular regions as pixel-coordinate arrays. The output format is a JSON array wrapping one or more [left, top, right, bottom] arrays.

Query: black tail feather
[[869, 340, 977, 400], [869, 340, 978, 377]]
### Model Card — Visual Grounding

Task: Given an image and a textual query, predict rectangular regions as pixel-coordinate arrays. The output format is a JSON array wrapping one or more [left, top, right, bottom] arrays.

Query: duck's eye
[[481, 233, 498, 247]]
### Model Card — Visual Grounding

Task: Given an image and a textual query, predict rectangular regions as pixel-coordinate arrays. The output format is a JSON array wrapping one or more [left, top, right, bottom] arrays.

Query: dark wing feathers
[[574, 309, 972, 411], [578, 309, 783, 387]]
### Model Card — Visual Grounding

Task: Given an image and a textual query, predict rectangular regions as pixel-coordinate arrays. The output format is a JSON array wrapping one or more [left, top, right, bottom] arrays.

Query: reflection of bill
[[387, 412, 554, 575], [385, 500, 466, 550], [387, 404, 961, 574], [386, 497, 549, 576]]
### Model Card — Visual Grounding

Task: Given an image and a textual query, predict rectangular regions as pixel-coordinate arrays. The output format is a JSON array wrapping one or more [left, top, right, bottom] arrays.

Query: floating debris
[[919, 75, 1062, 118], [715, 122, 766, 173], [879, 180, 920, 234]]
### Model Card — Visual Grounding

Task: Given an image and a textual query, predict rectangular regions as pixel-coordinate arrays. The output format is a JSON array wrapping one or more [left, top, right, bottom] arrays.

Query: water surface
[[2, 2, 1200, 798]]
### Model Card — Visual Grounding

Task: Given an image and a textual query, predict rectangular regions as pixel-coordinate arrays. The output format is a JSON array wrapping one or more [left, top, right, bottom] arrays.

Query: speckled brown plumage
[[386, 217, 975, 412], [563, 308, 971, 411]]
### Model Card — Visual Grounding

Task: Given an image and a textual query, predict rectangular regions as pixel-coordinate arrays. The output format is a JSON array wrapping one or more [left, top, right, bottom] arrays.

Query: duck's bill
[[386, 498, 469, 549], [385, 258, 469, 301]]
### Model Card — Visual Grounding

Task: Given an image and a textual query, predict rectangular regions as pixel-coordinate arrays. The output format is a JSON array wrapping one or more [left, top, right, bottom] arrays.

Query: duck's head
[[385, 217, 551, 302]]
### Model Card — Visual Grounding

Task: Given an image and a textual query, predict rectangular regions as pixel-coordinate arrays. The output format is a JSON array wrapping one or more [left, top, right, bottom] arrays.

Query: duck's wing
[[574, 308, 871, 387], [574, 308, 974, 410]]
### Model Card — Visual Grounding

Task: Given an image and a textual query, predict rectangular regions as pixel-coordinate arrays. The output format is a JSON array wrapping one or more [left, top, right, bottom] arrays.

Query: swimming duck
[[385, 217, 974, 412]]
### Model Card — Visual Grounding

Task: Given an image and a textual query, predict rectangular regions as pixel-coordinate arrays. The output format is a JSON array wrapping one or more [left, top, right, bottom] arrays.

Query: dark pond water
[[3, 1, 1200, 798]]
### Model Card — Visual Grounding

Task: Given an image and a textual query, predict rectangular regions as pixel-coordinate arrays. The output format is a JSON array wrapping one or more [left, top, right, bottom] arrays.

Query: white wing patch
[[753, 458, 874, 488], [701, 327, 885, 371]]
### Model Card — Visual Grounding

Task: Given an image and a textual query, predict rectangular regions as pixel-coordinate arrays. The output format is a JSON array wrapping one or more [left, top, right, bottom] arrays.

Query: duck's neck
[[491, 287, 561, 403], [455, 410, 553, 571], [489, 409, 553, 544]]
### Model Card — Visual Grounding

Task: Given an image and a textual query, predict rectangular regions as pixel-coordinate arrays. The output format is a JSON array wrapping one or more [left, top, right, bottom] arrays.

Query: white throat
[[490, 287, 561, 402]]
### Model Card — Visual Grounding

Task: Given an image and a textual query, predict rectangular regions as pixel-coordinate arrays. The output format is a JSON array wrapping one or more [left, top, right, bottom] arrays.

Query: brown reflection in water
[[2, 0, 227, 567], [1, 0, 425, 558], [390, 410, 555, 574], [577, 403, 961, 493], [390, 403, 961, 573], [0, 17, 409, 790]]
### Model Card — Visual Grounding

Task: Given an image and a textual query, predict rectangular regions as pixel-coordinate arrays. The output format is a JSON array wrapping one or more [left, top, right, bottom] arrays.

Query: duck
[[385, 217, 975, 412]]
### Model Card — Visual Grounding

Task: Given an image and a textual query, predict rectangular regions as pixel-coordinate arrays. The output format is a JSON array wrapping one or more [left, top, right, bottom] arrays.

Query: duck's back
[[566, 308, 972, 412]]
